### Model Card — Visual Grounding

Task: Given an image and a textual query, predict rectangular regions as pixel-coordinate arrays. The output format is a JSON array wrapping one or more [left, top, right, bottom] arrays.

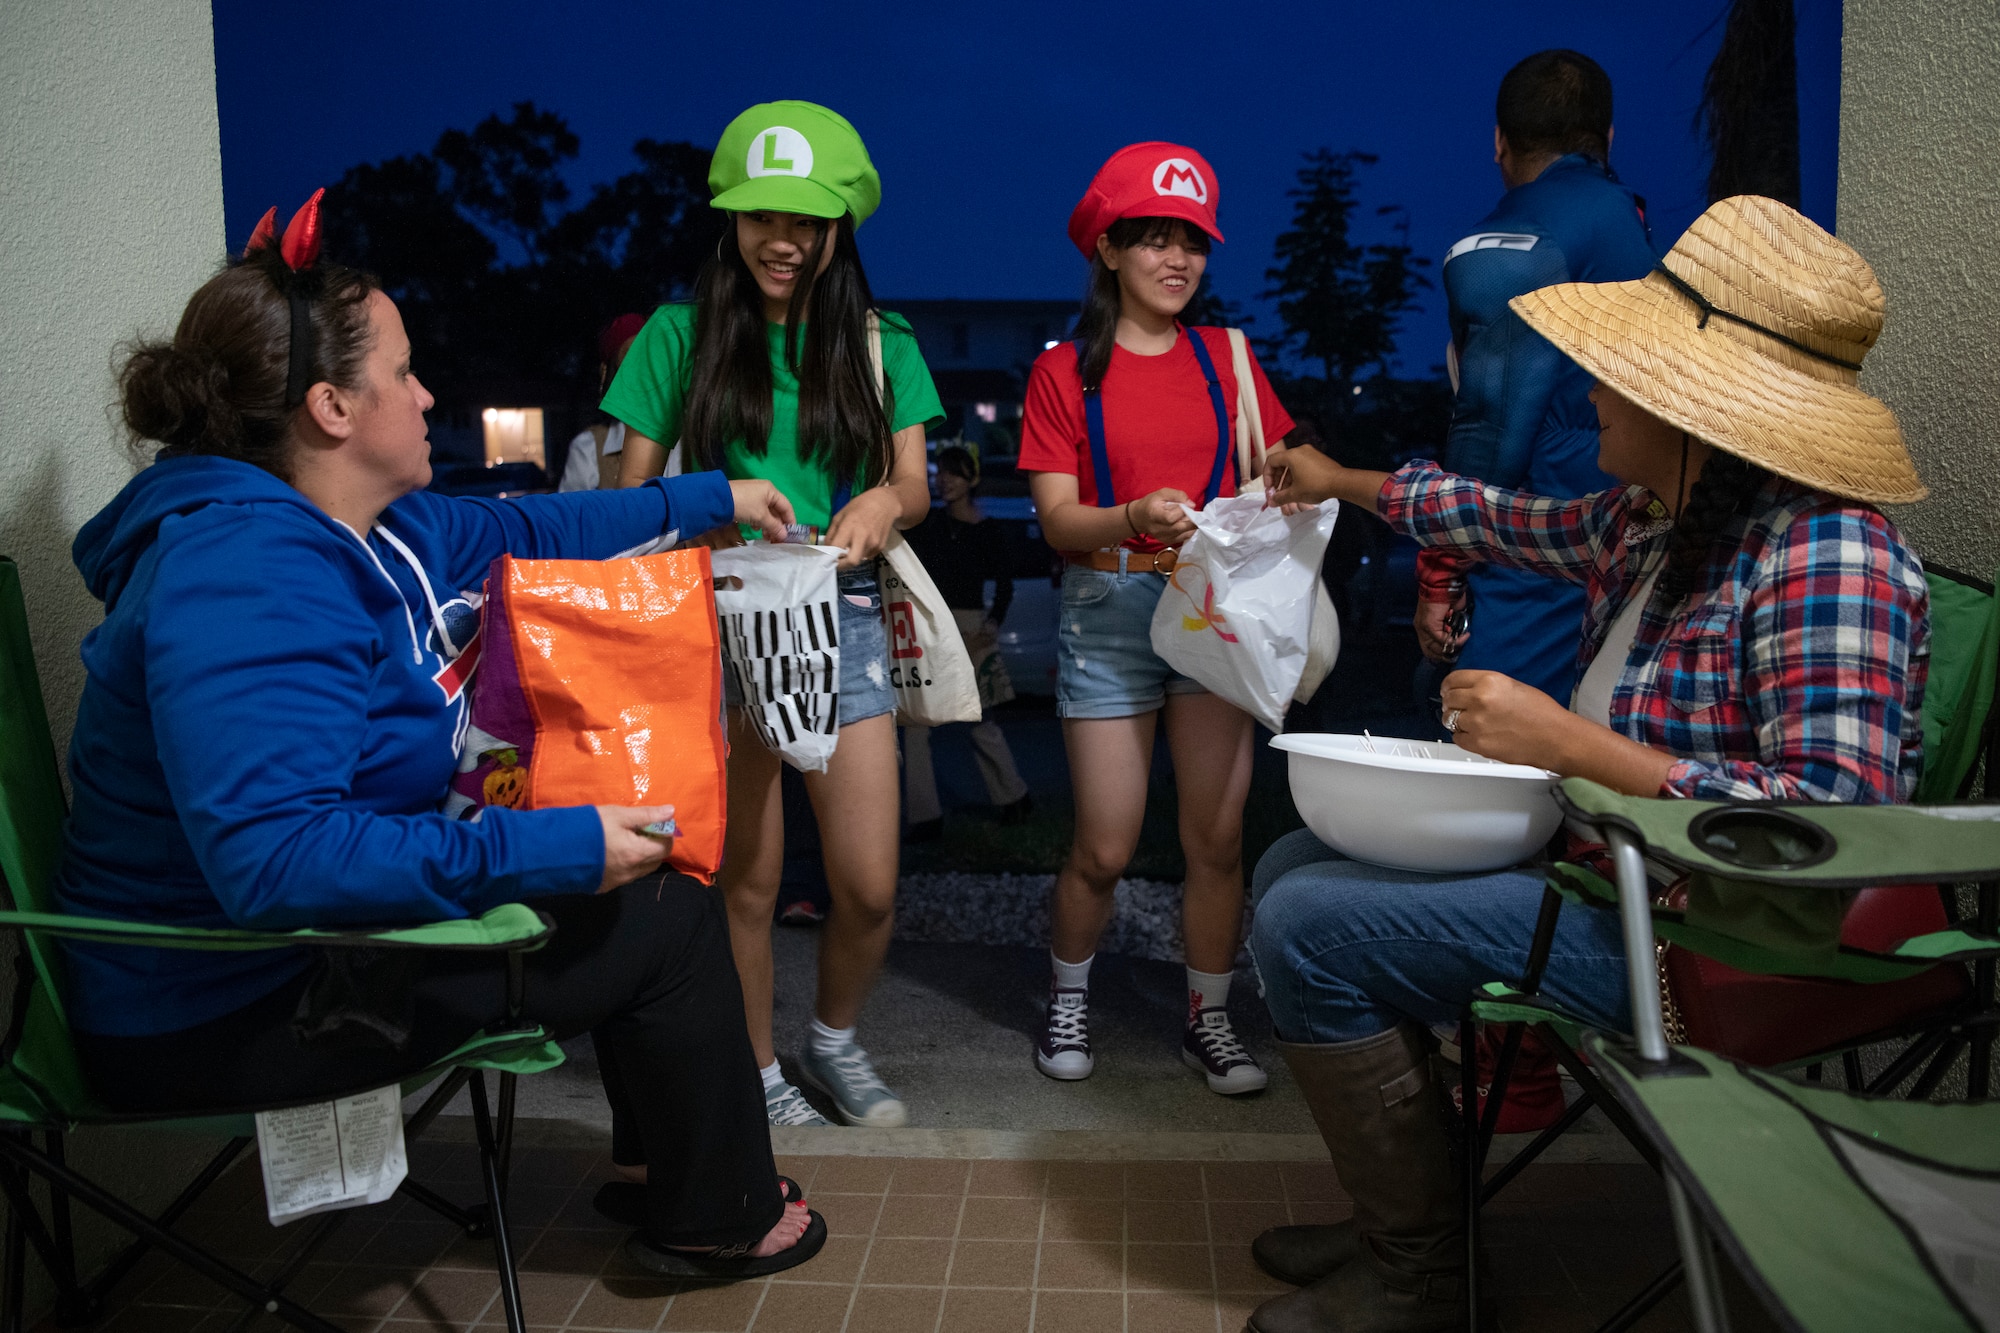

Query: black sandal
[[623, 1208, 826, 1280], [593, 1174, 803, 1229]]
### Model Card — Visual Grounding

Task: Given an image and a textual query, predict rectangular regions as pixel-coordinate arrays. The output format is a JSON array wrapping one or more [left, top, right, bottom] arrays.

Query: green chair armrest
[[1548, 862, 1617, 908], [1556, 778, 2000, 888], [1469, 982, 1587, 1050], [0, 902, 553, 954]]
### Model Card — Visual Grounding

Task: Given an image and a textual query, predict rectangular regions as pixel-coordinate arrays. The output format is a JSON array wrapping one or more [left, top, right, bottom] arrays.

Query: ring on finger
[[1443, 708, 1462, 732]]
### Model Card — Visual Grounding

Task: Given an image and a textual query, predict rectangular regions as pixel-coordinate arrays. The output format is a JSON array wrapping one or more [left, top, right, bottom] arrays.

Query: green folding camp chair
[[1457, 563, 2000, 1330], [1558, 778, 2000, 1333], [0, 557, 564, 1333]]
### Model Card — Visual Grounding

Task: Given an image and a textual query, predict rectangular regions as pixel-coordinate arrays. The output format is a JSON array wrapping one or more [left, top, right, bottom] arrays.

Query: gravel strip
[[894, 872, 1252, 965]]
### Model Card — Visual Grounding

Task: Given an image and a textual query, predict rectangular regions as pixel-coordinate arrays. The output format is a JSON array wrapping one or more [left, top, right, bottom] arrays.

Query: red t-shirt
[[1018, 326, 1295, 553]]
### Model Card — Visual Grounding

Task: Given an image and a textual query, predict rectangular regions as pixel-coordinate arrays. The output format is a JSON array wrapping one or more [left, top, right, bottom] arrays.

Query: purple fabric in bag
[[444, 558, 537, 819]]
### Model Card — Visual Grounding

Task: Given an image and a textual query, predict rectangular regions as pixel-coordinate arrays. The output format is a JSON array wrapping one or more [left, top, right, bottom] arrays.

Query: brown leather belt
[[1066, 547, 1179, 574]]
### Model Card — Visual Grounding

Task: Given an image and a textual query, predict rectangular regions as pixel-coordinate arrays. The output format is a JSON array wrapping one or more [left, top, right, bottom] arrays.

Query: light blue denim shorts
[[724, 569, 896, 728], [1055, 562, 1207, 720]]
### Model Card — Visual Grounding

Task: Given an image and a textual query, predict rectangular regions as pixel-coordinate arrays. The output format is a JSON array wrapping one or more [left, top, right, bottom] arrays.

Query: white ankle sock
[[759, 1060, 786, 1093], [1187, 966, 1233, 1020], [1051, 951, 1094, 991], [809, 1017, 856, 1057]]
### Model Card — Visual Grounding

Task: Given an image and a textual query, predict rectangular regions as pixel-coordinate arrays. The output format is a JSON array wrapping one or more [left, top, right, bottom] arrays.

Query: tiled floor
[[65, 1140, 1710, 1332]]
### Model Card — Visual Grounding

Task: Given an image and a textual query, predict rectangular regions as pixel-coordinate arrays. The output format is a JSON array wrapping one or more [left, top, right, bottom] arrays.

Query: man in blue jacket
[[1417, 49, 1657, 703]]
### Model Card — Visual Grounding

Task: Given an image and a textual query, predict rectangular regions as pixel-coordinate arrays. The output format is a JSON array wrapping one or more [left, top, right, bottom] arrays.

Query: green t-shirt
[[600, 303, 945, 530]]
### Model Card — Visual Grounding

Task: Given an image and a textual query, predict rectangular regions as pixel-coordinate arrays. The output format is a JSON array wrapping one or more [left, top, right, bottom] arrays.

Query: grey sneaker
[[798, 1039, 908, 1127], [1035, 986, 1093, 1080], [1182, 1006, 1268, 1095], [766, 1078, 831, 1128]]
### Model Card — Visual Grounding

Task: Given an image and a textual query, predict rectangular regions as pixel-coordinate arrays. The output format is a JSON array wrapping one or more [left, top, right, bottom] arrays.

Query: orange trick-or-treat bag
[[447, 549, 727, 882]]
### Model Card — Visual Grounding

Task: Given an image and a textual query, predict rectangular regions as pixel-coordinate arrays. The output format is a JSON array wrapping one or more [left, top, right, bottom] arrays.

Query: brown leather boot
[[1247, 1026, 1466, 1332], [1251, 1217, 1361, 1287]]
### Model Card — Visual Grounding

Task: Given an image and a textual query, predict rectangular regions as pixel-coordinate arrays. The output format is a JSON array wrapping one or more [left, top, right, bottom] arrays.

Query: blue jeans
[[1248, 829, 1634, 1044]]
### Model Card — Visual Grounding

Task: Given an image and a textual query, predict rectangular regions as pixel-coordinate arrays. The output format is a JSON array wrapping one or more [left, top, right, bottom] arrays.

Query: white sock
[[1187, 966, 1234, 1021], [1051, 951, 1094, 992], [760, 1059, 786, 1093], [810, 1017, 856, 1057]]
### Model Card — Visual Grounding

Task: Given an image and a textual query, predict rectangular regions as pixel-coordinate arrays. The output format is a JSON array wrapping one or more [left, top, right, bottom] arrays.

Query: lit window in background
[[482, 408, 546, 468], [973, 402, 999, 423]]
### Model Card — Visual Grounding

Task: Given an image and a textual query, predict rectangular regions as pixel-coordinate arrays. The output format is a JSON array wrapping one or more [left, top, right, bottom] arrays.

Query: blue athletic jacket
[[1433, 153, 1656, 701], [56, 456, 734, 1036]]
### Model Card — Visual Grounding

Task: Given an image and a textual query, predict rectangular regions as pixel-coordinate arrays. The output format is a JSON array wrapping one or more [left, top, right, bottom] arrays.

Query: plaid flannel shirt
[[1379, 462, 1930, 804]]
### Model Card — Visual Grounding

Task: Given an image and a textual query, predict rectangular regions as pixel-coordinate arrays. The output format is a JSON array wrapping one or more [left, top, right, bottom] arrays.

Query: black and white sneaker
[[1183, 1006, 1267, 1094], [1036, 986, 1093, 1080]]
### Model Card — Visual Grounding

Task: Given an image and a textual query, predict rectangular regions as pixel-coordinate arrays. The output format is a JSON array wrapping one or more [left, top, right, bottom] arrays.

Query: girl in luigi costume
[[1017, 143, 1295, 1096], [606, 101, 943, 1129]]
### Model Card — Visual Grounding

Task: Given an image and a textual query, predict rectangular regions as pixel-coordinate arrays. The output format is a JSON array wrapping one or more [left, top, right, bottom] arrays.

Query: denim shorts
[[1055, 562, 1207, 720], [724, 569, 897, 728]]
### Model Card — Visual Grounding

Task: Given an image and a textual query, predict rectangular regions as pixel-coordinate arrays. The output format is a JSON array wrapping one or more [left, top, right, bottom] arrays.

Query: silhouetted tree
[[317, 104, 715, 456], [1698, 0, 1801, 206], [1262, 150, 1431, 420], [433, 102, 580, 266]]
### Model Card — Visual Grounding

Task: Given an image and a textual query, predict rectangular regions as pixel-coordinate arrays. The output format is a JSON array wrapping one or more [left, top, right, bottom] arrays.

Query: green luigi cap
[[709, 101, 882, 226]]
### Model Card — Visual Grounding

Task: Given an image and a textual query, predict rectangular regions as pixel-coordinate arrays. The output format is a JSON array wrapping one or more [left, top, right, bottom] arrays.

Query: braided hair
[[1659, 441, 1772, 602]]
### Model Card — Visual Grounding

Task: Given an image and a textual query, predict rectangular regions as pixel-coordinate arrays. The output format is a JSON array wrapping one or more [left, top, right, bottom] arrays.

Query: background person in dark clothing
[[1415, 49, 1657, 702], [902, 446, 1031, 839]]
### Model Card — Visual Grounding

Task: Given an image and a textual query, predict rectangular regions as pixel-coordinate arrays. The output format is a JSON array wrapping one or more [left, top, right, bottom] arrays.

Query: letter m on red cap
[[1153, 158, 1207, 203]]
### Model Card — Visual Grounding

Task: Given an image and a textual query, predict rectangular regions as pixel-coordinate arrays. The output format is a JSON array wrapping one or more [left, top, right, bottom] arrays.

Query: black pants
[[76, 878, 781, 1248]]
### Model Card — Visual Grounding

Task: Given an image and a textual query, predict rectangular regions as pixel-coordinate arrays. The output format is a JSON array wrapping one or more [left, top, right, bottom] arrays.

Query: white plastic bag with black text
[[712, 544, 843, 773]]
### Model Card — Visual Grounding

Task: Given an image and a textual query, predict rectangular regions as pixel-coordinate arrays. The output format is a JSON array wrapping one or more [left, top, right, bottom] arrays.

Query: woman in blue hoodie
[[57, 208, 820, 1278]]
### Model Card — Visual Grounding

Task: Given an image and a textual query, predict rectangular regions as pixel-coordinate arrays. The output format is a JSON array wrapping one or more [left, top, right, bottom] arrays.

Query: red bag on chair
[[446, 550, 728, 883]]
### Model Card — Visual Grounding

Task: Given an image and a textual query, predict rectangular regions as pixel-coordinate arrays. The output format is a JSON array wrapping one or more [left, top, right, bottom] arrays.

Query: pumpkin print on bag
[[481, 748, 529, 808]]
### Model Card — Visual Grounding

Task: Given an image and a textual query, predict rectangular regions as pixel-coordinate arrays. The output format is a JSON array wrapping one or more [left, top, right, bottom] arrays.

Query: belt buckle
[[1149, 549, 1175, 575]]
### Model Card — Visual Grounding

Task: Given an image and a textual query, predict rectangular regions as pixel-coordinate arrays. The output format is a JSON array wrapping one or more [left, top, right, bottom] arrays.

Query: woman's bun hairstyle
[[118, 241, 378, 481]]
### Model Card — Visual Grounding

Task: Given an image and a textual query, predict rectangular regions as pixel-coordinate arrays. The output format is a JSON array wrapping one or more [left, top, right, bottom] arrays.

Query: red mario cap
[[1067, 142, 1223, 259]]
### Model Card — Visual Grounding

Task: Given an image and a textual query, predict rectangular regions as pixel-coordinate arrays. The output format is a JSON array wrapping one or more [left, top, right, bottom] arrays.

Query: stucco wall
[[0, 0, 227, 757], [1838, 0, 2000, 577], [0, 0, 230, 1316]]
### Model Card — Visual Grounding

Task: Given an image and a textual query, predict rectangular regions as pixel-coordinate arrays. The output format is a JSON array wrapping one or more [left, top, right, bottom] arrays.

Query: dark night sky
[[214, 1, 1841, 374]]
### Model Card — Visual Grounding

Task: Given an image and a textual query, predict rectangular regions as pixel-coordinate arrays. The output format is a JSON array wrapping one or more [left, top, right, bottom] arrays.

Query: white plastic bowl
[[1271, 733, 1562, 873]]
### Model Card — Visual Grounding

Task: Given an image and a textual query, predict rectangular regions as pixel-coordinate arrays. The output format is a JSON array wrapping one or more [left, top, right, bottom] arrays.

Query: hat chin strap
[[1674, 432, 1690, 524], [1654, 264, 1863, 373]]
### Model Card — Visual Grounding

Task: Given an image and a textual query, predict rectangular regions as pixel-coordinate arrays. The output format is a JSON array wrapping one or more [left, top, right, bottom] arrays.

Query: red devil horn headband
[[243, 188, 330, 408], [242, 188, 324, 272], [244, 207, 278, 258], [280, 188, 325, 271]]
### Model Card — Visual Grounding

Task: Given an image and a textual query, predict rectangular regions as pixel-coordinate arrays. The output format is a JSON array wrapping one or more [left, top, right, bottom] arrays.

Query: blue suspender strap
[[1073, 340, 1117, 508], [832, 480, 853, 514], [1181, 326, 1233, 505]]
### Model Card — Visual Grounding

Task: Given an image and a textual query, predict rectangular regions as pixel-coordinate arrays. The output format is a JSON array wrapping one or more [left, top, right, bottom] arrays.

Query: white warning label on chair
[[255, 1084, 408, 1226]]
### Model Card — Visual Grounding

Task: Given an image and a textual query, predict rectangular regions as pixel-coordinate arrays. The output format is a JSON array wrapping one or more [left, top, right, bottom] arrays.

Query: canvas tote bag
[[863, 315, 981, 726]]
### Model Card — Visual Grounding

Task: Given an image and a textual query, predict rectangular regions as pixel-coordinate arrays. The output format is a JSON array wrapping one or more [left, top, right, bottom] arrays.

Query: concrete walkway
[[490, 927, 1641, 1169]]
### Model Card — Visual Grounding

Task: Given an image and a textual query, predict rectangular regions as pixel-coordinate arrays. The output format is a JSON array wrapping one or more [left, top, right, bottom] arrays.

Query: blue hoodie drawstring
[[371, 523, 462, 661], [334, 520, 426, 664]]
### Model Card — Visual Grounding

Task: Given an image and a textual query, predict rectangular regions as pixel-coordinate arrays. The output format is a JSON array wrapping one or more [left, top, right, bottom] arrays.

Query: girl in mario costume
[[1017, 143, 1295, 1095], [606, 101, 944, 1132]]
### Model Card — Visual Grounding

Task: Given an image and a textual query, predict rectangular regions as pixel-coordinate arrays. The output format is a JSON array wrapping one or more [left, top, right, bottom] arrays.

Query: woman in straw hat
[[1238, 196, 1931, 1333]]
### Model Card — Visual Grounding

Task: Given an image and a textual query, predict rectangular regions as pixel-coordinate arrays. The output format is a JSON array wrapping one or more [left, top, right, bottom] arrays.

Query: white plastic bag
[[1149, 494, 1340, 731], [878, 531, 983, 727], [712, 543, 843, 773]]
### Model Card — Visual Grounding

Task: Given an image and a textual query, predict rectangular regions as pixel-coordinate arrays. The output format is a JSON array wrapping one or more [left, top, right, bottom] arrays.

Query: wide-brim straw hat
[[1511, 195, 1924, 505]]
